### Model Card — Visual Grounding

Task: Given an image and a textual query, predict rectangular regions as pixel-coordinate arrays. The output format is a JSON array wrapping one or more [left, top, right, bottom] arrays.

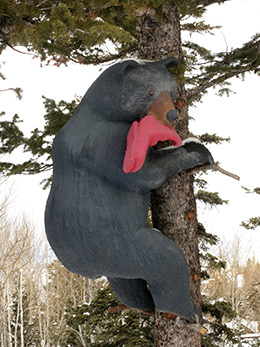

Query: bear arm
[[131, 142, 214, 191], [150, 142, 214, 180], [86, 141, 213, 193]]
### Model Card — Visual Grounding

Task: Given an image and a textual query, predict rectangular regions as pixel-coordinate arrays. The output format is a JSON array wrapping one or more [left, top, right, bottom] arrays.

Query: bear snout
[[166, 109, 178, 123], [147, 91, 178, 127]]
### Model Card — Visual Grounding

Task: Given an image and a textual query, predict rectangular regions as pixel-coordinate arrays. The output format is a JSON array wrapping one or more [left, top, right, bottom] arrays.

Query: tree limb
[[0, 32, 35, 56], [108, 304, 153, 316], [71, 45, 137, 65], [196, 0, 231, 7], [187, 162, 240, 181], [186, 34, 260, 103], [187, 64, 255, 103]]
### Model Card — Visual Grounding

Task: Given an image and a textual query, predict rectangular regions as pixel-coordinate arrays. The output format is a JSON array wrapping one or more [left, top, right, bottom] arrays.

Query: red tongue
[[123, 115, 182, 173]]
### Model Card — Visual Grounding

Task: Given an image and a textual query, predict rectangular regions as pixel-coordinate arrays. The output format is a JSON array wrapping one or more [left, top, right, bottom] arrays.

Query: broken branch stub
[[187, 162, 240, 181]]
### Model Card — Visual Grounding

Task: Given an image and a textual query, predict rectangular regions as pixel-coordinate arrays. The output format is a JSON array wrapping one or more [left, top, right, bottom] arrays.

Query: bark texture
[[137, 3, 202, 346]]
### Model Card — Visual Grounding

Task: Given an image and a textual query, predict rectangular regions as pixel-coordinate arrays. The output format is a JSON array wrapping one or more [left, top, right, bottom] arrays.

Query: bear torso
[[45, 99, 150, 278]]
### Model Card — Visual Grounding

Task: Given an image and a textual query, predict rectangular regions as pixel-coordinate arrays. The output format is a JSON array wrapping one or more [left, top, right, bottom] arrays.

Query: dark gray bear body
[[45, 58, 213, 323]]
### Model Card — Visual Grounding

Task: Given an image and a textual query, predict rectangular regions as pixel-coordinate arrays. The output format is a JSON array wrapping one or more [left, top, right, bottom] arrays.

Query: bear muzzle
[[166, 108, 179, 123], [147, 91, 178, 127]]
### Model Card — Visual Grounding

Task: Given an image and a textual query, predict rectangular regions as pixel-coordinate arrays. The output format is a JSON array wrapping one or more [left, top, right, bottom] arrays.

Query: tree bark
[[137, 3, 202, 346]]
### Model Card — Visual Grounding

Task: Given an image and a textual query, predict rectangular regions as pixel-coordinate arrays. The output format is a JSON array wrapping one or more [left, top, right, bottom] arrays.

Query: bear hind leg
[[107, 277, 155, 312]]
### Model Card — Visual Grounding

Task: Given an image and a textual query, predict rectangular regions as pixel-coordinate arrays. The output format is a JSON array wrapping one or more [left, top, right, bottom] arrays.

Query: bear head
[[85, 57, 180, 126]]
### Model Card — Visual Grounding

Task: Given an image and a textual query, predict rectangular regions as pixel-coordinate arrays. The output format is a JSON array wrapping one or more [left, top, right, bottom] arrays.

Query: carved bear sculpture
[[45, 58, 214, 323]]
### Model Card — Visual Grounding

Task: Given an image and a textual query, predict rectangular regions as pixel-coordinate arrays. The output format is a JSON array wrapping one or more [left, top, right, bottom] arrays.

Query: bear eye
[[149, 88, 155, 96]]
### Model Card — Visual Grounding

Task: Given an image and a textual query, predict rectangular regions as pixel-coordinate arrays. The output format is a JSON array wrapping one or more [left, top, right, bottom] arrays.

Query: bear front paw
[[182, 141, 214, 168]]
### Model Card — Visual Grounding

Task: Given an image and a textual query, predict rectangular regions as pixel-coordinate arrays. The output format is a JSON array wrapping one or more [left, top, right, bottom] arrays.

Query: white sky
[[1, 0, 260, 261]]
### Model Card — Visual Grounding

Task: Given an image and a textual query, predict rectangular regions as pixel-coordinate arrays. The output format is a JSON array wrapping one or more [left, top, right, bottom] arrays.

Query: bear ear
[[119, 60, 140, 77], [160, 57, 180, 70]]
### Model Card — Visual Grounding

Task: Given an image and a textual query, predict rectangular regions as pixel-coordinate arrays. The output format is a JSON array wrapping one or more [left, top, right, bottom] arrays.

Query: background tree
[[241, 187, 260, 231], [1, 0, 259, 345], [0, 192, 38, 347], [0, 190, 109, 347], [202, 237, 260, 346], [64, 285, 155, 346]]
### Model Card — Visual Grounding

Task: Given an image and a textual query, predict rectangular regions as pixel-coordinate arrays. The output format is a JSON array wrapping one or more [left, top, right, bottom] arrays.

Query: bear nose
[[166, 109, 178, 123]]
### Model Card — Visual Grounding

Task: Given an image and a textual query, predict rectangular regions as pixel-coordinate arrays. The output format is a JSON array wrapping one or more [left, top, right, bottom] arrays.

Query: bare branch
[[0, 33, 35, 56], [0, 87, 23, 99], [212, 163, 240, 181], [0, 88, 16, 93], [187, 162, 240, 181], [253, 276, 260, 286]]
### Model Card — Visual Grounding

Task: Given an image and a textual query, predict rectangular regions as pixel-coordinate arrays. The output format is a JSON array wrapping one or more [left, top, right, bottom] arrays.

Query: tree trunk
[[6, 281, 13, 347], [137, 3, 202, 346], [19, 270, 24, 347]]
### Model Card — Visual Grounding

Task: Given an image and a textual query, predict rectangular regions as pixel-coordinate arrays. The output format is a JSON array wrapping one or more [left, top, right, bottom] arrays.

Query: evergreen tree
[[1, 1, 259, 345], [241, 187, 260, 230], [65, 286, 154, 346], [202, 243, 260, 346], [241, 258, 260, 323], [41, 259, 106, 346], [195, 179, 238, 346]]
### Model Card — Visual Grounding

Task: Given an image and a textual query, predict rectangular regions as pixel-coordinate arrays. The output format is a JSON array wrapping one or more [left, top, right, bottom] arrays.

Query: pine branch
[[0, 87, 23, 99], [196, 190, 228, 206], [186, 34, 260, 103], [0, 32, 35, 57], [71, 45, 137, 65], [108, 304, 153, 316], [196, 0, 231, 6], [187, 65, 256, 103], [241, 217, 260, 230]]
